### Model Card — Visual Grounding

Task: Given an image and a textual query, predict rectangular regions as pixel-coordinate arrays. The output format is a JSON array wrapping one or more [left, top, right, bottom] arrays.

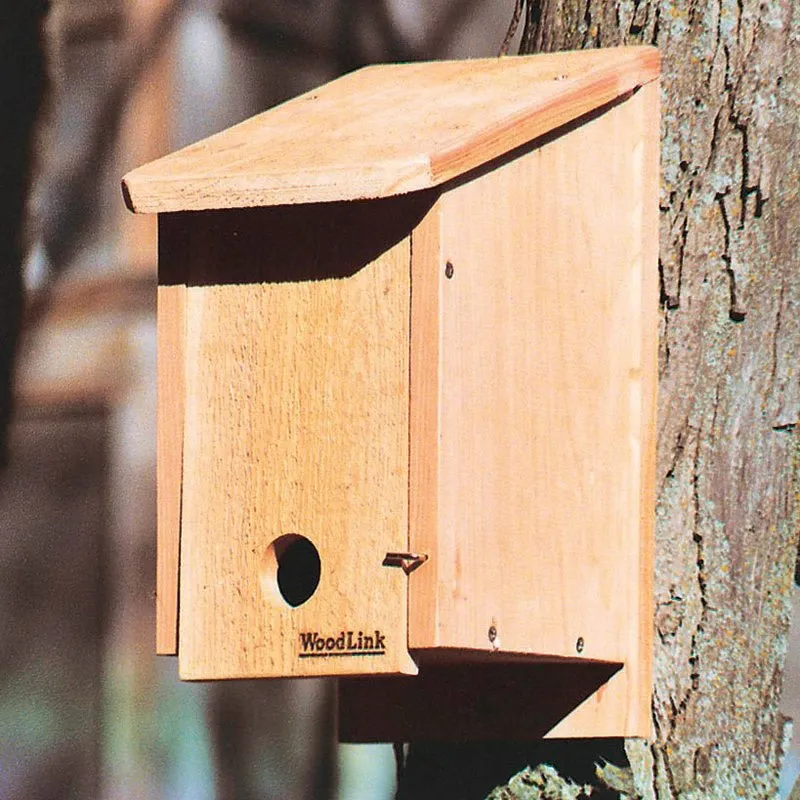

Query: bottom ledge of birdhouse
[[338, 656, 629, 743]]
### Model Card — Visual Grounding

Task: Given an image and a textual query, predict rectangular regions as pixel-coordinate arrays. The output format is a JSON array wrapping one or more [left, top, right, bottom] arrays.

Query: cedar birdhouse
[[123, 47, 660, 741]]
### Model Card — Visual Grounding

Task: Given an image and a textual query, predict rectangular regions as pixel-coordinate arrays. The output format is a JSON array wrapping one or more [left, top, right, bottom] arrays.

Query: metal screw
[[488, 625, 497, 644], [576, 637, 585, 654], [445, 261, 454, 279]]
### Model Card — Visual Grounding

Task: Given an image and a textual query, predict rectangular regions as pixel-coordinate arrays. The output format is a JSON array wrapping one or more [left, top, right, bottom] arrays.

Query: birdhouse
[[123, 46, 660, 741]]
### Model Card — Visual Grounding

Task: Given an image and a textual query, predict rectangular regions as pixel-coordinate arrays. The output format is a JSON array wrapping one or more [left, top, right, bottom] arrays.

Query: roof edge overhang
[[123, 46, 660, 214]]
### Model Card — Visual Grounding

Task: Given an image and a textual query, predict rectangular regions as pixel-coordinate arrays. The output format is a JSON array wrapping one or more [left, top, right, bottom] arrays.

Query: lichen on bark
[[486, 765, 593, 799]]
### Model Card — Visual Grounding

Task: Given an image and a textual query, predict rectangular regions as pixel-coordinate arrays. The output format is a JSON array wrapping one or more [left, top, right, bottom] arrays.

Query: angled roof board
[[122, 46, 659, 213]]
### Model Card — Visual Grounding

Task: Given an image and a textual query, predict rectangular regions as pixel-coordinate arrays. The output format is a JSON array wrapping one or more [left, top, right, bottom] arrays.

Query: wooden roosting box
[[123, 46, 660, 740]]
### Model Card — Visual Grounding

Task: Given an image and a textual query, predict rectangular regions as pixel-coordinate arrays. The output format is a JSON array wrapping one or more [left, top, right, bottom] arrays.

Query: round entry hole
[[261, 534, 321, 608]]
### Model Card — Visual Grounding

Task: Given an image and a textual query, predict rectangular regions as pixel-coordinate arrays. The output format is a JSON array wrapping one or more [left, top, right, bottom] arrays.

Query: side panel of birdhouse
[[167, 199, 428, 679], [407, 81, 659, 737], [156, 218, 193, 656]]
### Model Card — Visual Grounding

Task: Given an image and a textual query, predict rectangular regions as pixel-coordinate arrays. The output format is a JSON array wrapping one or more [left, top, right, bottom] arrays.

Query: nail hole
[[261, 534, 321, 608], [576, 637, 585, 654], [445, 261, 454, 279]]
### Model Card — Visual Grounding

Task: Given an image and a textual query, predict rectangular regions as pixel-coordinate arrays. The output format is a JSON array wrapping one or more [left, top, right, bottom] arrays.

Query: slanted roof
[[122, 46, 659, 213]]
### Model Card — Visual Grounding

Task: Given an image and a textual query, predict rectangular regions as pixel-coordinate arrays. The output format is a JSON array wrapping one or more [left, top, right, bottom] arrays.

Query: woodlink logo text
[[298, 630, 386, 658]]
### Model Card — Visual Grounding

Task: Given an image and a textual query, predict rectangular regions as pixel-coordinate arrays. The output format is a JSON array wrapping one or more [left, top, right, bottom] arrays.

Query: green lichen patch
[[486, 764, 594, 800]]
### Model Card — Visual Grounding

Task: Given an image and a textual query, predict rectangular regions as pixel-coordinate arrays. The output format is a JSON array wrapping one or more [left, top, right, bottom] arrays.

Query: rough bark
[[520, 0, 799, 796]]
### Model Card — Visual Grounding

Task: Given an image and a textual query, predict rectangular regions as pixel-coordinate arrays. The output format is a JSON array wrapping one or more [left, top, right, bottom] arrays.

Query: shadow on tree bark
[[397, 739, 627, 799]]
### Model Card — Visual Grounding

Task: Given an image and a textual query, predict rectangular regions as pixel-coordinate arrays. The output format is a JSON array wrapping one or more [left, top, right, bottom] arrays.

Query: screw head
[[576, 637, 585, 654], [445, 261, 454, 279], [488, 625, 497, 644]]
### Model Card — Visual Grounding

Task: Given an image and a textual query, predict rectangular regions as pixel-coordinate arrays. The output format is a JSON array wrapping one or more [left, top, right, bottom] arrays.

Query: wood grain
[[408, 196, 443, 649], [154, 215, 189, 655], [155, 285, 184, 654], [122, 47, 659, 213], [135, 51, 658, 739], [547, 80, 659, 738], [175, 200, 427, 679], [636, 77, 660, 740], [405, 83, 659, 737]]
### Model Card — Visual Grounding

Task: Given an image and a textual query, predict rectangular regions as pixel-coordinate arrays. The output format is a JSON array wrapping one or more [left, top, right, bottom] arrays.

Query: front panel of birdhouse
[[157, 199, 436, 679]]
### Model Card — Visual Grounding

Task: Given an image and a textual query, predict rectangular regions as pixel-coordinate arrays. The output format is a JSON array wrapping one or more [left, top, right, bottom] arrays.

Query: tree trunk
[[401, 1, 799, 797], [0, 2, 49, 463]]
